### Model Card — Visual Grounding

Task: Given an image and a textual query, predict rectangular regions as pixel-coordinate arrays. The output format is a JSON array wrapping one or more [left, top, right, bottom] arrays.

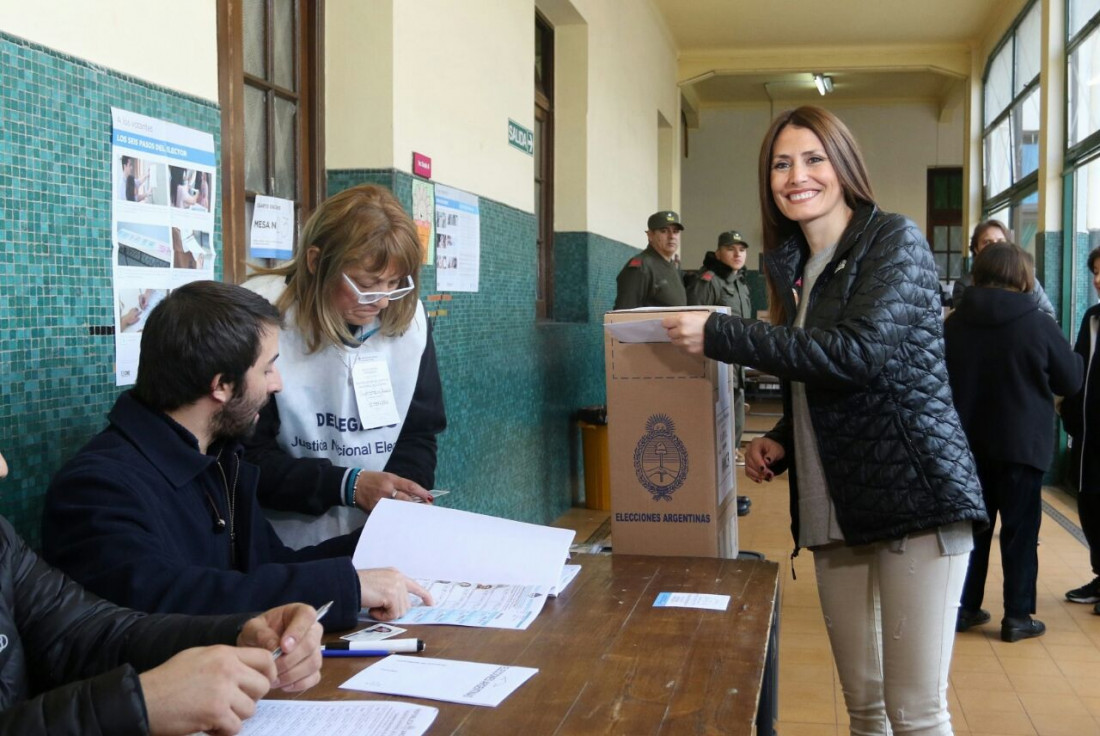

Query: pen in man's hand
[[272, 600, 333, 659]]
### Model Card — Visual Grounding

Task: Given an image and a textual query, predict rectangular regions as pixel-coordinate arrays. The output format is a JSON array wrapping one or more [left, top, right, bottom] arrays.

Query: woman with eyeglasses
[[243, 184, 446, 549]]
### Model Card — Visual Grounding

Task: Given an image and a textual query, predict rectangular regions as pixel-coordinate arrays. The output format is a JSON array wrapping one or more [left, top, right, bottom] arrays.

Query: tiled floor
[[553, 401, 1100, 735]]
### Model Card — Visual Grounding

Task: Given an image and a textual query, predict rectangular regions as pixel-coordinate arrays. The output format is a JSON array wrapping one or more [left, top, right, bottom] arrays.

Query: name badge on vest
[[351, 355, 400, 430]]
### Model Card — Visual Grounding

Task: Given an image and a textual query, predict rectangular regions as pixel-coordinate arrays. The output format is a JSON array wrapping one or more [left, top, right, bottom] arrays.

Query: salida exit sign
[[508, 119, 533, 155]]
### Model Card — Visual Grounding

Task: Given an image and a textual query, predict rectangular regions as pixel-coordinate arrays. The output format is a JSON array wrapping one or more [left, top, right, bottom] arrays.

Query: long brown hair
[[757, 106, 876, 324], [255, 185, 422, 352]]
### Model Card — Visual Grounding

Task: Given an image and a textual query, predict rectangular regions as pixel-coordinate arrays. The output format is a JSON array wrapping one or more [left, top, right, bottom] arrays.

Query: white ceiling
[[650, 0, 1021, 108]]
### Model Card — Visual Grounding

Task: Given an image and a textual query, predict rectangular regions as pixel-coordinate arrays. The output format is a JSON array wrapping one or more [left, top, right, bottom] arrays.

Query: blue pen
[[322, 649, 392, 658]]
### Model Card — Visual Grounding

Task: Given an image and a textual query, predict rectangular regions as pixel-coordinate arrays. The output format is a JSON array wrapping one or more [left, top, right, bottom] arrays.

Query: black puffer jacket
[[704, 204, 987, 546], [0, 516, 248, 734], [1062, 303, 1100, 494]]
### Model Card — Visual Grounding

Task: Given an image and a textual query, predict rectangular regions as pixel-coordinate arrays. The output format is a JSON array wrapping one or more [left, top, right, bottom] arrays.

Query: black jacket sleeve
[[0, 518, 248, 735], [1062, 309, 1096, 439], [383, 323, 446, 488], [1043, 317, 1085, 399], [951, 276, 969, 308], [244, 398, 347, 515], [42, 461, 364, 632], [703, 220, 937, 392]]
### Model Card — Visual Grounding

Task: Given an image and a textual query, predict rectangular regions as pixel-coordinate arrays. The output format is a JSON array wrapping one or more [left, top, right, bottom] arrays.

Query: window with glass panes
[[927, 168, 964, 286], [218, 0, 324, 282], [982, 1, 1040, 254], [1065, 0, 1100, 329]]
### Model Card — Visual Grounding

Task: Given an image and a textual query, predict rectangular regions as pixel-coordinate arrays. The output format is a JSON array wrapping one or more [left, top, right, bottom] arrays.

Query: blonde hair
[[256, 185, 422, 352]]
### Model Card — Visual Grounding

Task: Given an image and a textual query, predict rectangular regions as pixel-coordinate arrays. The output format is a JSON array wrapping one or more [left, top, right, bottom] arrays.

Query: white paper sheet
[[238, 700, 436, 736], [341, 655, 538, 707], [604, 319, 671, 343], [383, 579, 550, 629], [551, 564, 581, 596], [353, 500, 574, 591], [653, 592, 731, 611]]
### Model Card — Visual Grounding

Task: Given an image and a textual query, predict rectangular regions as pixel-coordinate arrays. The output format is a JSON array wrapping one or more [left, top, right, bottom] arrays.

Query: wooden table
[[282, 554, 780, 735]]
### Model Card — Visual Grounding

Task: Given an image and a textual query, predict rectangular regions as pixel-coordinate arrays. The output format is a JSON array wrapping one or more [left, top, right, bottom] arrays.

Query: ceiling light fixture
[[813, 73, 834, 96]]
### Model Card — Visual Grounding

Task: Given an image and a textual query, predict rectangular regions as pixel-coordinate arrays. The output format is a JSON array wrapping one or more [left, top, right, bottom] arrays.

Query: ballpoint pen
[[321, 649, 394, 658], [272, 600, 333, 659], [324, 638, 425, 653]]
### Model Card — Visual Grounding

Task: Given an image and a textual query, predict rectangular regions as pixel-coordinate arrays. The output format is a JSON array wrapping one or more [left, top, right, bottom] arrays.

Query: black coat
[[1062, 303, 1100, 493], [944, 286, 1083, 472], [43, 392, 363, 631], [702, 204, 987, 546], [0, 516, 247, 734]]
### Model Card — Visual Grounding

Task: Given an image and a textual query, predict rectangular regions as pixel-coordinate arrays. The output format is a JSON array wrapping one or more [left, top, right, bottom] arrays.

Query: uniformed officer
[[613, 210, 687, 309], [686, 229, 752, 317], [687, 231, 754, 514]]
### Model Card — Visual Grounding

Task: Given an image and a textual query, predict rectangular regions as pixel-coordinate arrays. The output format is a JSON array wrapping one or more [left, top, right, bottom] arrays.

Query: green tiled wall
[[1071, 230, 1098, 332], [327, 171, 626, 523], [1036, 230, 1063, 323], [0, 33, 221, 546]]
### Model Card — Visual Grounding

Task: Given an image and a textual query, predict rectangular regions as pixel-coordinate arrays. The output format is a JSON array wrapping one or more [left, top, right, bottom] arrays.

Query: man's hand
[[357, 567, 434, 621], [662, 312, 710, 354], [140, 646, 274, 736], [238, 603, 323, 692], [354, 471, 433, 509], [745, 437, 785, 484]]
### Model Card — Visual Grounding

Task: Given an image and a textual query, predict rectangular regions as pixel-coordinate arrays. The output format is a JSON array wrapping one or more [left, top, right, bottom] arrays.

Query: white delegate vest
[[244, 275, 428, 549]]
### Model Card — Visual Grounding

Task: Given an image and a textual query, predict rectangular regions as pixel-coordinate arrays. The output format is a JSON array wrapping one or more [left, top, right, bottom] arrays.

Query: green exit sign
[[508, 119, 534, 155]]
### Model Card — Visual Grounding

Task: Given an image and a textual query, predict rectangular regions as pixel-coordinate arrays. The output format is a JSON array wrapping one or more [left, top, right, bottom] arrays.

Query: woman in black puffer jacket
[[665, 106, 986, 736]]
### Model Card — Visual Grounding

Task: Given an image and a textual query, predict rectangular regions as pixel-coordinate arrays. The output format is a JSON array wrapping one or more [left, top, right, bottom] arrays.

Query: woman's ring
[[391, 490, 398, 499]]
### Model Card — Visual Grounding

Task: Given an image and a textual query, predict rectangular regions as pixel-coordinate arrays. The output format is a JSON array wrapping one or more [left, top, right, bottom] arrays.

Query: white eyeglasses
[[342, 273, 415, 305]]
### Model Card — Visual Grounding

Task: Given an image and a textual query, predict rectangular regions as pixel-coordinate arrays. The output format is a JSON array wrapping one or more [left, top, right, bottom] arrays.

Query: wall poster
[[111, 107, 217, 385], [433, 184, 480, 293]]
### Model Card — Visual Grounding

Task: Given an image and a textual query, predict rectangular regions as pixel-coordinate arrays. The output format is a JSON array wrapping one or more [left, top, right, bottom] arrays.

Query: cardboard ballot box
[[604, 307, 738, 558]]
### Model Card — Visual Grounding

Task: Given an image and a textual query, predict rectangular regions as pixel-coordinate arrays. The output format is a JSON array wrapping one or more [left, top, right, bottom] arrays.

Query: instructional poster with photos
[[110, 107, 217, 385], [434, 184, 480, 292]]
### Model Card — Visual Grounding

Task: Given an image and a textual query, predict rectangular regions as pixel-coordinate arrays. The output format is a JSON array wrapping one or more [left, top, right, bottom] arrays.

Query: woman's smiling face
[[769, 124, 850, 237]]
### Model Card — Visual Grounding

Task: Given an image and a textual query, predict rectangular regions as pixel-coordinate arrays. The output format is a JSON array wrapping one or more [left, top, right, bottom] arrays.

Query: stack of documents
[[353, 500, 576, 630]]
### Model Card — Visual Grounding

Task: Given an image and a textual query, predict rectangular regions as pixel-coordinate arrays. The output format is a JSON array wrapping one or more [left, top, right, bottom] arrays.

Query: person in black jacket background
[[1062, 247, 1100, 607], [950, 219, 1055, 317], [664, 106, 986, 736], [0, 449, 324, 735], [945, 242, 1082, 641]]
